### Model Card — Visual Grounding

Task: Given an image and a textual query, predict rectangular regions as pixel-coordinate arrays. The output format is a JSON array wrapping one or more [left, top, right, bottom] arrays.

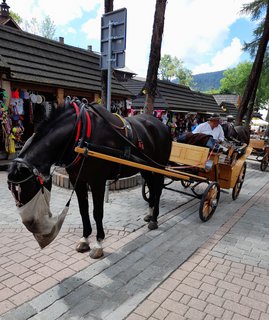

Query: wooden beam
[[75, 147, 208, 182]]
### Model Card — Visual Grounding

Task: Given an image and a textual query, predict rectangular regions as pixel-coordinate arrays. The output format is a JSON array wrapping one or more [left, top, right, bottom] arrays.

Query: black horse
[[221, 122, 250, 145], [7, 100, 172, 258]]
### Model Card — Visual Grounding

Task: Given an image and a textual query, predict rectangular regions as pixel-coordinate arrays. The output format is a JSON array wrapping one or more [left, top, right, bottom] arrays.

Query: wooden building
[[0, 1, 132, 158]]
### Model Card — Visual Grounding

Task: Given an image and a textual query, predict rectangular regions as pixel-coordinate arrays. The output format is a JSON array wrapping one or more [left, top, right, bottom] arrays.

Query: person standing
[[192, 113, 225, 143]]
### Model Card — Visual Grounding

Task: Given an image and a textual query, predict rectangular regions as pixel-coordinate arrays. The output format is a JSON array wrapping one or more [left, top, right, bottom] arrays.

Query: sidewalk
[[0, 160, 269, 319], [127, 177, 269, 320]]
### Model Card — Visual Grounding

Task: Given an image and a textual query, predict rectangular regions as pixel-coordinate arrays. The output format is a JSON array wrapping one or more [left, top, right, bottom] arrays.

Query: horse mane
[[32, 104, 72, 143]]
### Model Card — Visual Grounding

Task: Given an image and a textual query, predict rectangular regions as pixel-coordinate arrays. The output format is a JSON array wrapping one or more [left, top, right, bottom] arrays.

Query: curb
[[52, 169, 142, 190]]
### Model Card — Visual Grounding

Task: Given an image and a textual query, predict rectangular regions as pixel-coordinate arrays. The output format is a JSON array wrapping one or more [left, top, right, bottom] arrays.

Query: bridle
[[7, 158, 47, 207]]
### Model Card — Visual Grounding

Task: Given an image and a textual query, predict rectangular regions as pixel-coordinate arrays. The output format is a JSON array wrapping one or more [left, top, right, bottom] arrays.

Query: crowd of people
[[154, 110, 233, 142]]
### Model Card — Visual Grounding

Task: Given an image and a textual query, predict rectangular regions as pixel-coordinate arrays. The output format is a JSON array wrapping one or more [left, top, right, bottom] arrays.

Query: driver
[[192, 113, 225, 143]]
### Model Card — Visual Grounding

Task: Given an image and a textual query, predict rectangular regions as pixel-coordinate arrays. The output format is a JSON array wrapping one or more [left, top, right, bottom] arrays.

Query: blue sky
[[9, 0, 257, 76]]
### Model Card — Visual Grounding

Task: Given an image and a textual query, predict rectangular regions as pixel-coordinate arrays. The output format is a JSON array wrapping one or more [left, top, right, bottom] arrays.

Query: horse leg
[[71, 179, 92, 253], [148, 174, 165, 230], [142, 172, 156, 223], [88, 179, 106, 259]]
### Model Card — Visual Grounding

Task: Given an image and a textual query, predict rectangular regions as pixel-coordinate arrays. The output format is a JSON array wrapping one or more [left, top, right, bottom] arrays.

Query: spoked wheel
[[199, 182, 220, 222], [260, 154, 269, 171], [142, 180, 150, 202], [181, 180, 191, 188], [232, 162, 247, 200]]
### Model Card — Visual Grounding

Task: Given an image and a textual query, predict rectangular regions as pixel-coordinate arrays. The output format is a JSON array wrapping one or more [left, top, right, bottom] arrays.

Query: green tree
[[174, 63, 193, 86], [144, 0, 167, 115], [40, 16, 56, 40], [236, 0, 269, 126], [220, 60, 269, 115], [158, 54, 174, 80], [220, 62, 253, 96], [23, 15, 56, 39], [9, 11, 22, 25], [158, 54, 193, 86]]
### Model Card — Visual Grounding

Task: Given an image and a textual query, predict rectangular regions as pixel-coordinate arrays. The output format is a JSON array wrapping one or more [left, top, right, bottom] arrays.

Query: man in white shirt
[[193, 113, 225, 143]]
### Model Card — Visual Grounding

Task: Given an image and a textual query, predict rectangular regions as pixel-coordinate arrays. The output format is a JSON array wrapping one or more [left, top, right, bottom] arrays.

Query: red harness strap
[[71, 102, 91, 165]]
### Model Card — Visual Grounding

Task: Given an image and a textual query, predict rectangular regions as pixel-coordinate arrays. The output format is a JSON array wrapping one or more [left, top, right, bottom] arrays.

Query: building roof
[[213, 94, 240, 106], [219, 101, 238, 118], [122, 78, 221, 113], [0, 25, 131, 97], [0, 16, 21, 29], [191, 91, 222, 114]]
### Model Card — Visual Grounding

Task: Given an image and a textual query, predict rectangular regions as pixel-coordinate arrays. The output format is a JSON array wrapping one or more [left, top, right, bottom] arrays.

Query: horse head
[[221, 122, 237, 141], [6, 105, 75, 207], [7, 158, 52, 208], [234, 126, 250, 145]]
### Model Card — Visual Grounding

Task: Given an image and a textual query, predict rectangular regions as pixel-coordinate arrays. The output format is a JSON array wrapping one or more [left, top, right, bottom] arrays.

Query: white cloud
[[81, 5, 103, 41], [193, 37, 243, 74], [67, 27, 76, 34], [8, 0, 253, 76], [9, 0, 101, 25]]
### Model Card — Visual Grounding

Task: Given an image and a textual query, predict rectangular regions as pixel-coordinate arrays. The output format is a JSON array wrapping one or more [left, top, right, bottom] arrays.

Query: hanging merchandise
[[10, 96, 24, 115], [11, 89, 19, 99]]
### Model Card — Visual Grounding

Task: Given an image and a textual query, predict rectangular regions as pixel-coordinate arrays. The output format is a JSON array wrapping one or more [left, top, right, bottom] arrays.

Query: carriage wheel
[[142, 180, 150, 202], [181, 180, 191, 188], [260, 154, 269, 171], [232, 162, 247, 200], [199, 182, 220, 222]]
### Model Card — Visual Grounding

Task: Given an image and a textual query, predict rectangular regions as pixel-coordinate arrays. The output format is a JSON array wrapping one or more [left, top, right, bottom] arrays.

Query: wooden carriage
[[76, 141, 252, 223], [248, 138, 269, 171]]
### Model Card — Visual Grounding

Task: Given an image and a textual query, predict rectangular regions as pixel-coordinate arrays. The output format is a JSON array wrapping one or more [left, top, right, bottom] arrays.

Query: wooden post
[[57, 88, 65, 106]]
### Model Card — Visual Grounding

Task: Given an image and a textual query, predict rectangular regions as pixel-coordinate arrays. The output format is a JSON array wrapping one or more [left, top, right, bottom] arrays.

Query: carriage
[[248, 138, 269, 171], [7, 100, 251, 257], [76, 140, 252, 223]]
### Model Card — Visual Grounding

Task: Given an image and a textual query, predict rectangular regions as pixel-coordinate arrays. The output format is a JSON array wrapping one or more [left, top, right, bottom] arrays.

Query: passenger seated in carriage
[[192, 113, 225, 143]]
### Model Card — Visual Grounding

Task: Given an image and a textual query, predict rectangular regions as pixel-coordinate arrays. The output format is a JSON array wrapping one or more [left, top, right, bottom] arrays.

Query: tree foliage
[[39, 16, 56, 40], [220, 62, 253, 96], [221, 60, 269, 111], [9, 11, 22, 25], [23, 16, 56, 40], [158, 54, 193, 86]]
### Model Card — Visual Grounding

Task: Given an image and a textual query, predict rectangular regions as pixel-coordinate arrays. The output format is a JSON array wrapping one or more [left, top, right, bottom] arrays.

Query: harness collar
[[67, 101, 91, 167]]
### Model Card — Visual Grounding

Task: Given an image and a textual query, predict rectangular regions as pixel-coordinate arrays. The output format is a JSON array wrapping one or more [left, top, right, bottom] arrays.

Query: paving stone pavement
[[0, 159, 269, 319]]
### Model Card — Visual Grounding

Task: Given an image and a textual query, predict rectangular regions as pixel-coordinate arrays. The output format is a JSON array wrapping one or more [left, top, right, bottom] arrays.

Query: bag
[[17, 187, 69, 248], [205, 137, 218, 150]]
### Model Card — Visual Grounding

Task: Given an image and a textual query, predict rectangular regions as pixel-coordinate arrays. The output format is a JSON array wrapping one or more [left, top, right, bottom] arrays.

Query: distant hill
[[192, 70, 225, 92]]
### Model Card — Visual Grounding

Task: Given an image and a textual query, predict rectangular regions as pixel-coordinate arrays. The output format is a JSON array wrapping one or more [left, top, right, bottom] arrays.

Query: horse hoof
[[148, 221, 158, 230], [144, 214, 152, 222], [89, 248, 104, 259], [76, 241, 90, 253]]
